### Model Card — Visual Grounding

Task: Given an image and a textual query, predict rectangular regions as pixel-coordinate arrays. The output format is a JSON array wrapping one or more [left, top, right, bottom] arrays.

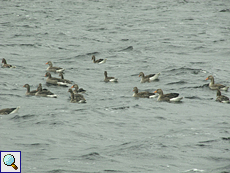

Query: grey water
[[1, 0, 230, 172]]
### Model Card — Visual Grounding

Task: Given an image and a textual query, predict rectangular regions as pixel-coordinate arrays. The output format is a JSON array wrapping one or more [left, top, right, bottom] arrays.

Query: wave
[[185, 96, 202, 100], [10, 114, 36, 120], [17, 142, 49, 148], [103, 170, 124, 172], [47, 169, 83, 173], [180, 84, 209, 89], [219, 9, 230, 12], [118, 46, 133, 52], [111, 106, 130, 110], [222, 137, 230, 141], [0, 43, 41, 47], [165, 67, 205, 75], [167, 80, 187, 85], [199, 139, 218, 143], [81, 152, 102, 160], [86, 52, 100, 56]]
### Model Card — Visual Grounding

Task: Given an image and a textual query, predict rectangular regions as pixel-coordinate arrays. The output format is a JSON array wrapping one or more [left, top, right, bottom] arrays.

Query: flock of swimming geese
[[1, 56, 230, 115]]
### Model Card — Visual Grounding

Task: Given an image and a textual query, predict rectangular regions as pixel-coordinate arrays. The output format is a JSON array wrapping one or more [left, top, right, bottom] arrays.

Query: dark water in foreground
[[1, 0, 230, 172]]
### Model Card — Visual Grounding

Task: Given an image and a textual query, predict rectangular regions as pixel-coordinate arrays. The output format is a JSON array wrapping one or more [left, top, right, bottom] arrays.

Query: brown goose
[[46, 61, 65, 73], [45, 72, 71, 86], [216, 90, 230, 103], [104, 71, 118, 82], [133, 87, 156, 98], [0, 106, 20, 115], [139, 72, 160, 83], [2, 58, 16, 68], [23, 84, 37, 96], [68, 88, 86, 103], [36, 83, 50, 92], [154, 89, 183, 102], [58, 72, 71, 83], [92, 55, 107, 64], [59, 72, 64, 79], [205, 75, 229, 91], [35, 83, 57, 98], [71, 84, 86, 94]]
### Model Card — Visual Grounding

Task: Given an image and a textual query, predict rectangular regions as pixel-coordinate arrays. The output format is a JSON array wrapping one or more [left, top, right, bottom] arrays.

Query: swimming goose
[[0, 106, 20, 115], [45, 72, 71, 86], [104, 71, 118, 82], [35, 83, 57, 98], [59, 72, 64, 79], [36, 83, 50, 92], [68, 88, 86, 103], [154, 89, 183, 102], [2, 58, 16, 68], [58, 72, 71, 83], [92, 55, 107, 64], [216, 89, 230, 103], [46, 61, 65, 73], [133, 87, 156, 98], [71, 84, 86, 94], [205, 75, 229, 91], [139, 72, 160, 83], [23, 84, 37, 96]]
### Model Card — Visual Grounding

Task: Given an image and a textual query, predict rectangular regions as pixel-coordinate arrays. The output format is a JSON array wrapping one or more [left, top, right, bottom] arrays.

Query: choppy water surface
[[1, 0, 230, 172]]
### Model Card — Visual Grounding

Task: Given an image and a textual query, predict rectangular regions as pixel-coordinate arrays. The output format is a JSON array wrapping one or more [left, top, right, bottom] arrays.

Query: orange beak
[[23, 85, 25, 87], [45, 74, 47, 77], [71, 86, 74, 88], [138, 75, 140, 77], [205, 77, 208, 80], [45, 62, 48, 64], [154, 90, 157, 93]]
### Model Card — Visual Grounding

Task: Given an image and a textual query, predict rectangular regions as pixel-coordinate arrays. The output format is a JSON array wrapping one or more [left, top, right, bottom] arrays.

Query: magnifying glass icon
[[3, 154, 18, 170]]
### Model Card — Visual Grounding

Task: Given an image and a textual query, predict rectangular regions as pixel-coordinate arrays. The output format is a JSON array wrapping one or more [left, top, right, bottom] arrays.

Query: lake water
[[1, 0, 230, 172]]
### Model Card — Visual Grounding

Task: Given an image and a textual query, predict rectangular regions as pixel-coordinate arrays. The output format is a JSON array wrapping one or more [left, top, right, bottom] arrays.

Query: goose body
[[45, 72, 71, 86], [92, 55, 107, 64], [133, 87, 157, 98], [35, 83, 57, 98], [71, 84, 86, 94], [104, 71, 118, 82], [154, 89, 183, 102], [68, 88, 86, 103], [2, 58, 16, 68], [205, 75, 229, 91], [216, 90, 230, 103], [23, 84, 37, 96], [46, 61, 65, 73], [139, 72, 160, 83], [0, 106, 20, 115]]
